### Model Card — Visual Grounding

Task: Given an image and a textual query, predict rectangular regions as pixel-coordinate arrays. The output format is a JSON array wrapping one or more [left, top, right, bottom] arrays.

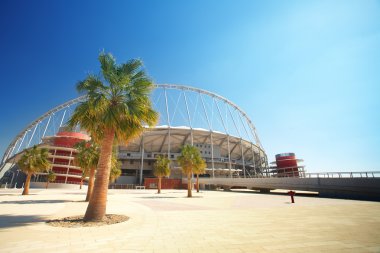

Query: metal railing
[[304, 171, 380, 178], [210, 170, 380, 179]]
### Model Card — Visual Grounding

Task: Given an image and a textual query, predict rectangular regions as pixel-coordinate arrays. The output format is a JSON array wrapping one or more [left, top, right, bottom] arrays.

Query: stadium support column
[[183, 90, 193, 146], [199, 93, 214, 177], [41, 115, 52, 142], [139, 136, 144, 185], [26, 124, 38, 148], [240, 140, 246, 178], [164, 88, 171, 159], [210, 132, 215, 178], [16, 131, 28, 153], [227, 135, 232, 178], [251, 144, 256, 177], [214, 99, 232, 178]]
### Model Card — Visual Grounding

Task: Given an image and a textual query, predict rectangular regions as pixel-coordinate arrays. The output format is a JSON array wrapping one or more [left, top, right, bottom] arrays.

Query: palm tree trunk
[[85, 168, 96, 202], [46, 181, 49, 189], [187, 173, 192, 197], [84, 129, 114, 222], [196, 174, 199, 193], [80, 179, 83, 189], [158, 177, 161, 194], [22, 172, 32, 195]]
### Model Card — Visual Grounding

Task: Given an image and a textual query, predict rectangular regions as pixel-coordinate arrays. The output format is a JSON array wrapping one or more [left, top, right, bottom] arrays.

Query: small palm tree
[[68, 52, 158, 221], [193, 156, 206, 193], [109, 153, 121, 184], [177, 145, 205, 197], [74, 141, 99, 201], [153, 155, 171, 194], [17, 146, 51, 195], [45, 170, 56, 189]]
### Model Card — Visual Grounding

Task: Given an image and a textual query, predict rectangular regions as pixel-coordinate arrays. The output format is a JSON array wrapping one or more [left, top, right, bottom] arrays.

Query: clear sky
[[0, 0, 379, 172]]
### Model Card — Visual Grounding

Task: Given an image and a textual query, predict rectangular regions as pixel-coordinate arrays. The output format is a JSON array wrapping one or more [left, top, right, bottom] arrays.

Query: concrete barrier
[[183, 177, 380, 201]]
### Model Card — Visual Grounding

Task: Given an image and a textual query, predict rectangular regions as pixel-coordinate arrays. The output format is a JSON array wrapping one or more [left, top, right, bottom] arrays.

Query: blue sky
[[0, 0, 379, 172]]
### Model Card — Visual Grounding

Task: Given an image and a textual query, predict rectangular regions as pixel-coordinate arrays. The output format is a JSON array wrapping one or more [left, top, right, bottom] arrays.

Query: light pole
[[9, 171, 15, 187], [14, 170, 20, 188]]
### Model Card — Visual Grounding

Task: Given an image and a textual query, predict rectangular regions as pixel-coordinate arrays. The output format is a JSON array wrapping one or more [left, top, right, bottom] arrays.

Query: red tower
[[270, 153, 305, 177], [39, 131, 90, 185]]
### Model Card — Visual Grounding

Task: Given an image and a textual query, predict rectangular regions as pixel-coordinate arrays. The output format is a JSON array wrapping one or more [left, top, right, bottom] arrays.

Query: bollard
[[288, 190, 295, 203]]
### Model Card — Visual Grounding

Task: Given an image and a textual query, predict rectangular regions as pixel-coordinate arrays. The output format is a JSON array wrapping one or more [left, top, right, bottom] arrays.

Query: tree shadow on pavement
[[0, 199, 72, 204], [0, 214, 47, 228]]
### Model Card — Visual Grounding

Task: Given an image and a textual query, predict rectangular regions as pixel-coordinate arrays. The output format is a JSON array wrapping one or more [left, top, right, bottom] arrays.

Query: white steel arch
[[1, 84, 267, 175]]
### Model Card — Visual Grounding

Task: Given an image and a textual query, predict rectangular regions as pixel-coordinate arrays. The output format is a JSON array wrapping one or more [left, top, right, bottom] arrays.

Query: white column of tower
[[199, 93, 215, 177], [164, 88, 171, 159]]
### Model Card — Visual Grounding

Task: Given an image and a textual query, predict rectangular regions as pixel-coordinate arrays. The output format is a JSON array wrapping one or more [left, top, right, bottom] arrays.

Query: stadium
[[0, 84, 268, 188]]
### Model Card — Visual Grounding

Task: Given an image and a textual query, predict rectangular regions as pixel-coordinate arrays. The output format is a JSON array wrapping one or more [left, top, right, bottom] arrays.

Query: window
[[171, 154, 174, 158], [127, 153, 131, 157]]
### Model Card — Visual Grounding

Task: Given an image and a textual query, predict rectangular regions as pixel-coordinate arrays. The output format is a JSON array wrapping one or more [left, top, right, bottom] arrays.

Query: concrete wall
[[188, 177, 380, 201], [114, 176, 137, 184]]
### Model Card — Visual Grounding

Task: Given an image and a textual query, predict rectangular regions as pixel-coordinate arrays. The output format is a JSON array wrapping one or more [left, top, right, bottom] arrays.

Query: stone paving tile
[[1, 188, 380, 253]]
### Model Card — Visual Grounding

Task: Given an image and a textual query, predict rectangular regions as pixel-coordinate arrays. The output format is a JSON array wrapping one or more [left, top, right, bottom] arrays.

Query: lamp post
[[9, 171, 15, 187], [14, 170, 20, 188]]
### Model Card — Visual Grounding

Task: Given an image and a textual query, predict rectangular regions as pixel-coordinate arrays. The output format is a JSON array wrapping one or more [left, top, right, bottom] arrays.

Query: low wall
[[144, 178, 183, 189], [30, 182, 86, 189], [186, 177, 380, 201]]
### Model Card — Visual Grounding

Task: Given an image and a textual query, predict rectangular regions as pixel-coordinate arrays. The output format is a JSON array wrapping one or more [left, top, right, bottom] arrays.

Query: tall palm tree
[[193, 156, 206, 193], [177, 145, 204, 197], [74, 141, 99, 201], [17, 146, 51, 195], [153, 155, 171, 194], [68, 52, 158, 221]]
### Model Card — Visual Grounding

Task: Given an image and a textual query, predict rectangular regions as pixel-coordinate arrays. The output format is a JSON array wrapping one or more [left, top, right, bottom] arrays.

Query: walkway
[[0, 188, 380, 252]]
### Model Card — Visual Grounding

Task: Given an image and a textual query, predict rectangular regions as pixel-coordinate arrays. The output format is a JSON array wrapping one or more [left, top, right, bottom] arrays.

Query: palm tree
[[17, 146, 51, 195], [45, 170, 56, 189], [68, 52, 158, 221], [153, 155, 171, 194], [74, 141, 99, 201], [109, 153, 121, 184], [193, 156, 206, 193], [177, 145, 205, 197]]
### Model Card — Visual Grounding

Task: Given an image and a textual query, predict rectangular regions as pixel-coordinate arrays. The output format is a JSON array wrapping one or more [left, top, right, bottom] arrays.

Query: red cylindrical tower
[[39, 131, 90, 185], [270, 153, 304, 177]]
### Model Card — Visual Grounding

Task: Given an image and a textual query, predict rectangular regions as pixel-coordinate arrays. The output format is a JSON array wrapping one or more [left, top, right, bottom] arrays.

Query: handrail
[[208, 171, 380, 179]]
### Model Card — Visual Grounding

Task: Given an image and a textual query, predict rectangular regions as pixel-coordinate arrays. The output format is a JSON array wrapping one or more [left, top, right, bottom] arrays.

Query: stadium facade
[[0, 84, 268, 187]]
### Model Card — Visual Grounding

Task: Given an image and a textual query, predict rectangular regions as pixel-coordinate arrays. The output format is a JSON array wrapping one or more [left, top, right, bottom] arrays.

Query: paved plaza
[[0, 188, 379, 253]]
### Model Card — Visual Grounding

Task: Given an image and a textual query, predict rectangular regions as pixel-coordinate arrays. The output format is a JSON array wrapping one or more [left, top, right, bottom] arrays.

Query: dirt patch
[[46, 214, 129, 227]]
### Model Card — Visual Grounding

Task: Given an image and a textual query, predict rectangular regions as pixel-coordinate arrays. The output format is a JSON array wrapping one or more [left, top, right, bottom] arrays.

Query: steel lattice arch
[[1, 84, 268, 183]]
